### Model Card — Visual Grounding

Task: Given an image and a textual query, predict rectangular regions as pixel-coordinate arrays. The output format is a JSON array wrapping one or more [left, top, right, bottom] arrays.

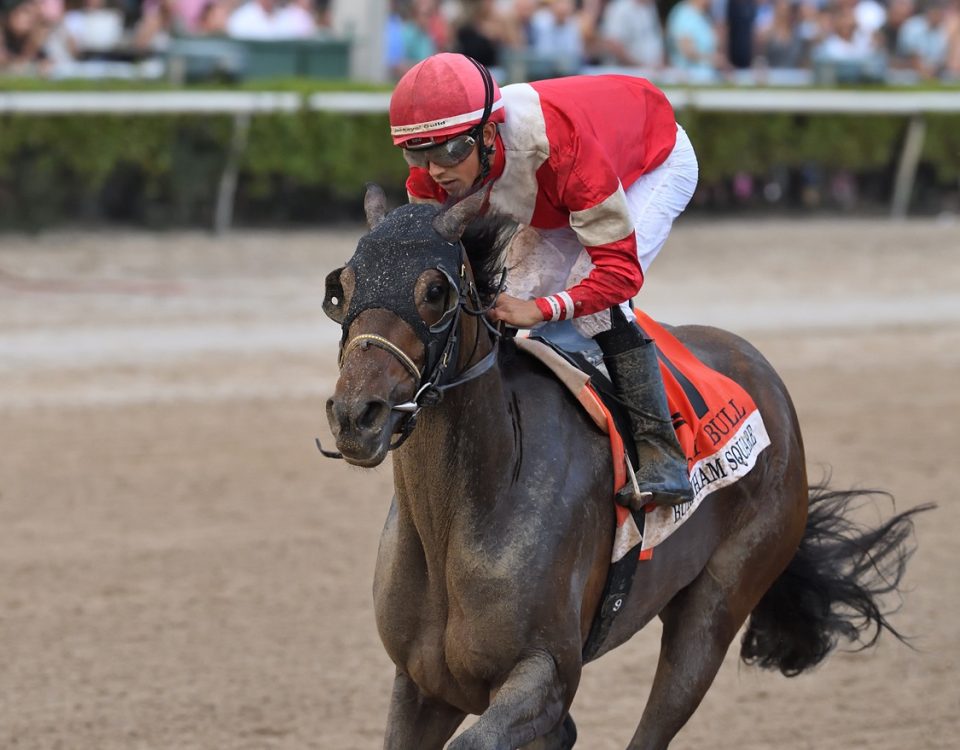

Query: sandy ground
[[0, 220, 958, 749]]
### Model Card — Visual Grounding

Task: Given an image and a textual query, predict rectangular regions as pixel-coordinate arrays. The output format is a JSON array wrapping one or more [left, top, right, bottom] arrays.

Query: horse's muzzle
[[326, 395, 402, 467]]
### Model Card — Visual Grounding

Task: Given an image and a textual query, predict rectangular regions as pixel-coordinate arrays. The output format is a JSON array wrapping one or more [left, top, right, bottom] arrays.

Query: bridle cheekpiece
[[318, 188, 504, 459]]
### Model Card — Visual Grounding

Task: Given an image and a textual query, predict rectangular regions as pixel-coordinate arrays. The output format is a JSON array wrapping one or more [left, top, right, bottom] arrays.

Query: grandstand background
[[0, 0, 958, 226]]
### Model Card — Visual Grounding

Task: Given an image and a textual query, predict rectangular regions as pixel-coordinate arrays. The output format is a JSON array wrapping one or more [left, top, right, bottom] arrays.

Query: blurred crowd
[[0, 0, 332, 75], [388, 0, 960, 83], [2, 0, 959, 81]]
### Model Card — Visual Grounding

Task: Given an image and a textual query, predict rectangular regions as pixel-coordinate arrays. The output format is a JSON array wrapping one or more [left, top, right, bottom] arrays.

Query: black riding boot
[[594, 307, 694, 508]]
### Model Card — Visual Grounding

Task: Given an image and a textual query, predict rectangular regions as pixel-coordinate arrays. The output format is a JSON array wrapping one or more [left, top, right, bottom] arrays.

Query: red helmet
[[389, 53, 505, 148]]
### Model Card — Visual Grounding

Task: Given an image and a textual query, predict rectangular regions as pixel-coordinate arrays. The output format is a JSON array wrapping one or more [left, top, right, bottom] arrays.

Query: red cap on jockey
[[389, 53, 505, 148]]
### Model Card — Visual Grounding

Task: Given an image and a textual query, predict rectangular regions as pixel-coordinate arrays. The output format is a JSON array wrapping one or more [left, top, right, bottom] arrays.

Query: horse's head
[[323, 184, 498, 467]]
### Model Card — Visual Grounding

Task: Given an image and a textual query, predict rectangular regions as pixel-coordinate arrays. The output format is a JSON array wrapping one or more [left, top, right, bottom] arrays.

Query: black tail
[[740, 485, 934, 677]]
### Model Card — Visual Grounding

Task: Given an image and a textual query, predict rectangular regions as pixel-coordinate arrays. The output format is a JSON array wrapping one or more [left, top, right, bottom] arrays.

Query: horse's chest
[[395, 605, 521, 711], [376, 561, 523, 709]]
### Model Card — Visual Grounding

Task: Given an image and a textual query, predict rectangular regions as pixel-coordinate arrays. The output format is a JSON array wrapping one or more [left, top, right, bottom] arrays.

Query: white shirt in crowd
[[817, 30, 877, 61], [226, 0, 316, 40], [63, 7, 124, 52], [898, 13, 951, 70], [601, 0, 664, 69], [530, 5, 584, 67]]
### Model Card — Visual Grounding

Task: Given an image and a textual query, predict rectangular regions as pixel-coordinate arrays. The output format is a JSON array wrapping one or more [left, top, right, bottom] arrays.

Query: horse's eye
[[426, 284, 446, 304]]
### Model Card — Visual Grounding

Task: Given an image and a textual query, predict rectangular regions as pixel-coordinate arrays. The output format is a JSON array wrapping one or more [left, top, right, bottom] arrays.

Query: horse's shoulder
[[500, 339, 567, 387]]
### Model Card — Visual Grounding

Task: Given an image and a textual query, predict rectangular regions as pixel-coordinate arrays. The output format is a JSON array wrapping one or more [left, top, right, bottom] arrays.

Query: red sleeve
[[534, 237, 644, 321], [534, 124, 644, 321], [405, 167, 448, 203], [567, 237, 644, 317]]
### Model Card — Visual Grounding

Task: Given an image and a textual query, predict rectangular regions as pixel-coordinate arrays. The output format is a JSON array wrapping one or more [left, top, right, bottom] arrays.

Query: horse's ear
[[364, 183, 388, 230], [432, 186, 490, 243]]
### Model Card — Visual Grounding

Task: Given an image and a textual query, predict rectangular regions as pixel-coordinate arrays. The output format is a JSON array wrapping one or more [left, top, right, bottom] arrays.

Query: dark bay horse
[[322, 185, 930, 750]]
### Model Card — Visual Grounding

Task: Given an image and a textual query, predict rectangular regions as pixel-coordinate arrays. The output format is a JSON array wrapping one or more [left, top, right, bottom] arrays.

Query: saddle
[[511, 314, 772, 660]]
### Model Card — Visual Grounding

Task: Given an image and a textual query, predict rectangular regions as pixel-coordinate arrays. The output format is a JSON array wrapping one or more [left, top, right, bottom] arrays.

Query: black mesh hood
[[342, 204, 463, 348]]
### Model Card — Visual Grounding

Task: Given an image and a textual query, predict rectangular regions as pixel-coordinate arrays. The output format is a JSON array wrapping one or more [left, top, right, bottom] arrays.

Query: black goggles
[[402, 133, 478, 169]]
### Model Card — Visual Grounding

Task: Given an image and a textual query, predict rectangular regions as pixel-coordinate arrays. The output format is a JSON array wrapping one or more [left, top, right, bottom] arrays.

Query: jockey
[[389, 52, 698, 507]]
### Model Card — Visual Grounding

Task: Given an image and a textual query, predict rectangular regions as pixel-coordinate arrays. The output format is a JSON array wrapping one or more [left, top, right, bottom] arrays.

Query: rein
[[317, 250, 506, 460]]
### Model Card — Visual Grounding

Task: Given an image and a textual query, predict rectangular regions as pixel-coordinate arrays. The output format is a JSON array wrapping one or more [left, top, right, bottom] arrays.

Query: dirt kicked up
[[1, 220, 958, 749]]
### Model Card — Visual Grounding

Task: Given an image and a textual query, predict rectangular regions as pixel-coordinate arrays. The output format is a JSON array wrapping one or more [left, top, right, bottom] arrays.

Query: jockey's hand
[[489, 293, 546, 328]]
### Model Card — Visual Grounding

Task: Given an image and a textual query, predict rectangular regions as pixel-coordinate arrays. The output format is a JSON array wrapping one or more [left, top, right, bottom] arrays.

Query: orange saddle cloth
[[630, 310, 772, 553], [515, 313, 772, 557]]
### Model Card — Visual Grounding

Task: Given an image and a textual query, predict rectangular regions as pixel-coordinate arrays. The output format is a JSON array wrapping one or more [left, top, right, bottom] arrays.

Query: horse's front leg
[[383, 668, 466, 750], [448, 649, 569, 750]]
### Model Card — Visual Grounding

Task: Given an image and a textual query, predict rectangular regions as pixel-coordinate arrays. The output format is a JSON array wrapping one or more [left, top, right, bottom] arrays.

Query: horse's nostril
[[357, 400, 387, 431]]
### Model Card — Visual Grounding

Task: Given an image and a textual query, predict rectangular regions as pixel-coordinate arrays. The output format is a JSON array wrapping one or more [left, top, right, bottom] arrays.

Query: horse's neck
[[392, 339, 514, 553]]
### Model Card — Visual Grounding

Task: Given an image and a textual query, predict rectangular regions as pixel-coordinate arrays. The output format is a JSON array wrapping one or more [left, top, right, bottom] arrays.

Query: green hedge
[[678, 110, 960, 179], [0, 82, 958, 228]]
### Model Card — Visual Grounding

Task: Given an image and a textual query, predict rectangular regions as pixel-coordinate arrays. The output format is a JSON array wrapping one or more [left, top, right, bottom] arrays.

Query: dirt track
[[1, 220, 958, 749]]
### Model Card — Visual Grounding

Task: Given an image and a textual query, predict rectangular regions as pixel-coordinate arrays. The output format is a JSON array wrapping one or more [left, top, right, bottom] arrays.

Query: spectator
[[225, 0, 316, 40], [756, 0, 808, 67], [416, 0, 449, 51], [63, 0, 124, 56], [599, 0, 665, 69], [509, 0, 539, 48], [578, 0, 605, 63], [37, 0, 65, 27], [813, 2, 885, 79], [385, 0, 406, 72], [948, 0, 960, 76], [454, 0, 513, 67], [2, 0, 50, 71], [529, 0, 585, 74], [726, 0, 757, 67], [195, 0, 233, 33], [385, 0, 436, 79], [38, 0, 77, 68], [854, 0, 886, 36], [794, 0, 828, 50], [280, 0, 318, 35], [312, 0, 331, 28], [897, 0, 953, 78], [133, 0, 182, 52], [666, 0, 722, 78], [144, 0, 211, 33], [753, 0, 774, 34], [881, 0, 916, 63]]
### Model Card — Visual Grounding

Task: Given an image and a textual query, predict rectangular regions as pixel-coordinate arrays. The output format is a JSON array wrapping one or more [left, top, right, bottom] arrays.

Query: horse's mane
[[460, 215, 516, 305]]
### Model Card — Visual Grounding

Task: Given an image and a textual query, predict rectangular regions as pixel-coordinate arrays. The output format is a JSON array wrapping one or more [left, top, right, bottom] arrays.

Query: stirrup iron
[[616, 456, 653, 511]]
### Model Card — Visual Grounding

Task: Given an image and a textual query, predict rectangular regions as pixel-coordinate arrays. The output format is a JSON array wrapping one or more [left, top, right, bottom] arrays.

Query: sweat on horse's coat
[[322, 185, 931, 750]]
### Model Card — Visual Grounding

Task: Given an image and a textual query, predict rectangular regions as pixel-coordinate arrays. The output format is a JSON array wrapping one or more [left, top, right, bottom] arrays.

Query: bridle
[[317, 242, 506, 459]]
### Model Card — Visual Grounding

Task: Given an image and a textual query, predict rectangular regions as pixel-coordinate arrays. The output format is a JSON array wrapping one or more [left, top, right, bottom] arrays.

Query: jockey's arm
[[491, 235, 643, 327], [536, 132, 643, 320], [524, 235, 643, 323], [532, 132, 644, 323], [491, 129, 645, 327]]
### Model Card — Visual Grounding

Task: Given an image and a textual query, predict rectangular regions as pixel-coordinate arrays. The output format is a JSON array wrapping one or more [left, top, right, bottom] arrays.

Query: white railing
[[2, 88, 958, 227], [0, 91, 301, 114]]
